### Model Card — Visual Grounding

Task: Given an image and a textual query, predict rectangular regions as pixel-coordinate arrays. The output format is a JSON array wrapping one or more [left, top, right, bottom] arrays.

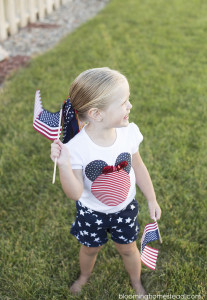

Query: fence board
[[19, 0, 29, 27], [0, 0, 70, 41], [0, 0, 8, 40], [37, 0, 46, 20]]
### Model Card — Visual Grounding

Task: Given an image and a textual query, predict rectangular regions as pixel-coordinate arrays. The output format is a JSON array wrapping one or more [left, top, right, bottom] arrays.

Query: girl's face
[[102, 79, 132, 128]]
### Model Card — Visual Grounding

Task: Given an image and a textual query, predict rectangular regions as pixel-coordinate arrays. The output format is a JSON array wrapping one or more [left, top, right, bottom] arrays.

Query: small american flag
[[33, 90, 62, 140], [140, 221, 160, 270]]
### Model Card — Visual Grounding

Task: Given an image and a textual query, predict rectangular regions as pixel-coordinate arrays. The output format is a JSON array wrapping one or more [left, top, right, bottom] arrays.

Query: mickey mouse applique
[[85, 153, 131, 206]]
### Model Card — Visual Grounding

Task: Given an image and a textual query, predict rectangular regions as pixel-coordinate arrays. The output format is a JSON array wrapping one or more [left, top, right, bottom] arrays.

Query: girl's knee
[[81, 244, 103, 256], [114, 241, 138, 256]]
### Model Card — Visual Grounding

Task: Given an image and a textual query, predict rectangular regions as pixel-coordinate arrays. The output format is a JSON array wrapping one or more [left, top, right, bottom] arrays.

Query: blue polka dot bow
[[62, 98, 79, 143]]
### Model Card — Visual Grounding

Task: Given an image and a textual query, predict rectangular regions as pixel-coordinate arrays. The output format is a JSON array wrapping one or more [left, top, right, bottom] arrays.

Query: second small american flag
[[140, 221, 160, 270]]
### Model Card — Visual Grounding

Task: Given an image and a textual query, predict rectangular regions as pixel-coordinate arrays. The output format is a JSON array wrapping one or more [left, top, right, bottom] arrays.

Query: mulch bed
[[0, 55, 30, 85], [0, 22, 60, 86], [26, 22, 60, 29]]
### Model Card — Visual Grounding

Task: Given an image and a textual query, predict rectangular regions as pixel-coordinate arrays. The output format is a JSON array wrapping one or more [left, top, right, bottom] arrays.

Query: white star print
[[83, 230, 89, 235], [130, 204, 135, 210], [116, 229, 122, 232], [80, 209, 84, 216], [129, 222, 135, 228], [117, 217, 123, 223], [78, 221, 81, 227], [85, 222, 91, 227], [119, 235, 125, 240], [125, 217, 132, 223], [95, 219, 103, 225], [94, 237, 100, 242], [91, 233, 97, 237]]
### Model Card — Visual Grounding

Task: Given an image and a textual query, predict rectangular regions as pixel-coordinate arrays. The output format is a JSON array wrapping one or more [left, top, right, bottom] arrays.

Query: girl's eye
[[122, 99, 129, 105]]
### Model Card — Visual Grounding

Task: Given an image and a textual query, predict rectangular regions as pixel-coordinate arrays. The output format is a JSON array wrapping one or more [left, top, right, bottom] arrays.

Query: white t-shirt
[[65, 122, 143, 214]]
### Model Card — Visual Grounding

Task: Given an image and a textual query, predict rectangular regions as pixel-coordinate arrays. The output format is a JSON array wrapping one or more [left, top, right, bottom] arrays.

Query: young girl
[[50, 67, 161, 297]]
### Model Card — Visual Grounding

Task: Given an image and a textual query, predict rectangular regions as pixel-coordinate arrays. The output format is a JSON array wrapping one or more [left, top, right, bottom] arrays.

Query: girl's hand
[[50, 139, 70, 168], [148, 200, 161, 221]]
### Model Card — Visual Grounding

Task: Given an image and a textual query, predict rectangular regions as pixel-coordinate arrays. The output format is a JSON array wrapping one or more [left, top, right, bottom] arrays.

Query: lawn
[[0, 0, 206, 299]]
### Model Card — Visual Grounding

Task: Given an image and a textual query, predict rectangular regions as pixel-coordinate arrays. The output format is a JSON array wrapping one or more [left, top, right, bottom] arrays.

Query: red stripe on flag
[[142, 249, 158, 264], [33, 125, 58, 140], [35, 119, 61, 132], [141, 246, 158, 270], [33, 120, 62, 140], [33, 120, 61, 136], [141, 256, 156, 270], [143, 245, 159, 254]]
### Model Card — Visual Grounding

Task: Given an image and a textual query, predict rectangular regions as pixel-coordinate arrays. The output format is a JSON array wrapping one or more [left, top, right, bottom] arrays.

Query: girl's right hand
[[50, 139, 70, 168]]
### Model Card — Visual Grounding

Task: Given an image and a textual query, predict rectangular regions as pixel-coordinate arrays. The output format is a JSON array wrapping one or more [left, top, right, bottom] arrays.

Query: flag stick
[[156, 221, 163, 244], [52, 105, 63, 184]]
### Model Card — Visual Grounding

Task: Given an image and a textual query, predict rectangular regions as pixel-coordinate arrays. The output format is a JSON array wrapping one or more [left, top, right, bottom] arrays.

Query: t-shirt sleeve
[[130, 122, 144, 154], [65, 140, 83, 170]]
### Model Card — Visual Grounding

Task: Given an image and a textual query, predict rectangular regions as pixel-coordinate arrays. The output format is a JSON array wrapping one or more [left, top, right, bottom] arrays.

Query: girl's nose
[[127, 101, 132, 110]]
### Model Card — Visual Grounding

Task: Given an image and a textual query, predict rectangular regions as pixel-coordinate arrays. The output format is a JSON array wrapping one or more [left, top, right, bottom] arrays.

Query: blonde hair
[[69, 67, 128, 121]]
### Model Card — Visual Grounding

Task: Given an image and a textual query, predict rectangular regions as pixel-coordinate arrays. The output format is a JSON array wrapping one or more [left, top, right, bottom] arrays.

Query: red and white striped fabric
[[33, 90, 62, 140], [141, 245, 159, 270], [91, 169, 130, 206]]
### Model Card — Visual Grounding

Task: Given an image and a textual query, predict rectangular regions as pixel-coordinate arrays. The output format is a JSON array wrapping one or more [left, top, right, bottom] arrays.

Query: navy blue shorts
[[70, 198, 139, 247]]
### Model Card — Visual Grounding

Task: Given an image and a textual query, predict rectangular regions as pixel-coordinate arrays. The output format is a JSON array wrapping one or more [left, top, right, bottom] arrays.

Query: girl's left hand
[[148, 200, 161, 221]]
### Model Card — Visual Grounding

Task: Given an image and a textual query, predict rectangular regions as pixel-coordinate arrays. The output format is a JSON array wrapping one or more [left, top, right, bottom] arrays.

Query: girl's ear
[[87, 108, 103, 122]]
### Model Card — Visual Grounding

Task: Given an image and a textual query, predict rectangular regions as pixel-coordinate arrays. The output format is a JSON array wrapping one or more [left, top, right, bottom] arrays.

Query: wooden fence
[[0, 0, 69, 41]]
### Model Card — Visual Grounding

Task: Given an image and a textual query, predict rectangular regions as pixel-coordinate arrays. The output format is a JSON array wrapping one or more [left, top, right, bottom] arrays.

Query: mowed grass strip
[[0, 0, 206, 299]]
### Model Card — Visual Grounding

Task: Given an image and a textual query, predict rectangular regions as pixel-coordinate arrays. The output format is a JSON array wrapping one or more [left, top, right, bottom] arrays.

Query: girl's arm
[[51, 139, 83, 200], [132, 151, 161, 221]]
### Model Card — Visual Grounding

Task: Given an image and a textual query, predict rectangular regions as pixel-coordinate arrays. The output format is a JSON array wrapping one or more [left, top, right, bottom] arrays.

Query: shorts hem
[[70, 231, 108, 247], [111, 235, 139, 245]]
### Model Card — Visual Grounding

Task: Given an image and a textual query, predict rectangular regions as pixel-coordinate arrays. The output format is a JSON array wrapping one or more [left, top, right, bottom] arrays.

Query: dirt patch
[[0, 55, 30, 85], [26, 22, 60, 29]]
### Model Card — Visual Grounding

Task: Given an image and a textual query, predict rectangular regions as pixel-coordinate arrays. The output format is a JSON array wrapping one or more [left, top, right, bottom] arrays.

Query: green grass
[[0, 0, 207, 298]]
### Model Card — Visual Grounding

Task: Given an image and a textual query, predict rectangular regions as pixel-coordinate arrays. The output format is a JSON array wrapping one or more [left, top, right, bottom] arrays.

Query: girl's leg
[[114, 241, 147, 297], [70, 244, 103, 294]]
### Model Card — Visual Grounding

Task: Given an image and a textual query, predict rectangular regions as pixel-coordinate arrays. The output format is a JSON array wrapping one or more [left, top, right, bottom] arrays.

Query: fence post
[[0, 0, 68, 41], [54, 0, 60, 9], [19, 0, 28, 27], [37, 0, 46, 20], [0, 0, 8, 41], [46, 0, 53, 14], [6, 0, 18, 35], [29, 0, 37, 23]]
